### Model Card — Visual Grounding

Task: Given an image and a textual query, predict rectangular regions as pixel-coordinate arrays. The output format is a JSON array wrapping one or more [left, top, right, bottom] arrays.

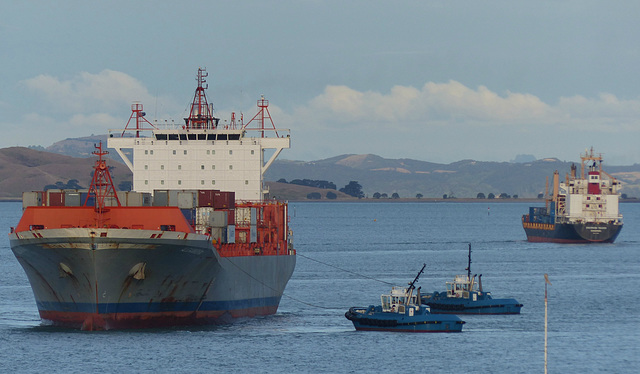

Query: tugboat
[[522, 148, 623, 243], [345, 264, 465, 332], [422, 244, 523, 315]]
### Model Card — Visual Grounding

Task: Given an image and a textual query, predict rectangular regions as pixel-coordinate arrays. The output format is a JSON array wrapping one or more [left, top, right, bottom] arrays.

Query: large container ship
[[9, 68, 296, 330], [521, 148, 623, 243]]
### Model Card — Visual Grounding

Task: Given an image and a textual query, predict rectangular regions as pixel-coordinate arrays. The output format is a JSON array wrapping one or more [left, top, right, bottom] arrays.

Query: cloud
[[22, 70, 156, 114], [286, 80, 640, 131], [275, 81, 640, 163]]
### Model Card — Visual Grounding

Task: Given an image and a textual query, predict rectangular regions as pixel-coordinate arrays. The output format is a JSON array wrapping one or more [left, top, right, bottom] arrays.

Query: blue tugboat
[[345, 264, 465, 332], [422, 244, 523, 315]]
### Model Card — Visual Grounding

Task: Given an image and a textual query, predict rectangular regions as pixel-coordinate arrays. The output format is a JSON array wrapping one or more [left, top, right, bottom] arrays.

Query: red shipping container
[[214, 191, 235, 209], [48, 191, 65, 206], [197, 189, 218, 207], [227, 209, 235, 225]]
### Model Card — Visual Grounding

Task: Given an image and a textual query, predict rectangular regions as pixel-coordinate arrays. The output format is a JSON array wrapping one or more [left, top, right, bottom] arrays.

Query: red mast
[[185, 68, 218, 129], [244, 95, 279, 138], [122, 103, 157, 137], [85, 143, 120, 225]]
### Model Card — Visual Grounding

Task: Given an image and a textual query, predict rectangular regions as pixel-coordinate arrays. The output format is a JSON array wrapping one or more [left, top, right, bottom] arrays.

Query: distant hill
[[6, 138, 640, 200], [0, 147, 131, 199], [46, 134, 110, 158], [45, 134, 131, 161], [265, 182, 355, 201], [265, 154, 640, 199]]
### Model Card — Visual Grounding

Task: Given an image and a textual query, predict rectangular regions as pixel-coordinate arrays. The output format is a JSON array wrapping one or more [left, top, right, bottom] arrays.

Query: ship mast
[[580, 147, 603, 179], [185, 68, 219, 129], [85, 142, 120, 226], [465, 243, 472, 282], [244, 95, 280, 138], [122, 103, 157, 138]]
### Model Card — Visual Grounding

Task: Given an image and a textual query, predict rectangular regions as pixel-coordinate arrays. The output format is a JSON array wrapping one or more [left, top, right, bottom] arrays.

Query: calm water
[[1, 201, 638, 373]]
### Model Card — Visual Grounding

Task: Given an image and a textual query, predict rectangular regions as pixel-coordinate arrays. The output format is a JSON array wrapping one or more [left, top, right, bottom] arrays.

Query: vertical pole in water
[[544, 274, 552, 374]]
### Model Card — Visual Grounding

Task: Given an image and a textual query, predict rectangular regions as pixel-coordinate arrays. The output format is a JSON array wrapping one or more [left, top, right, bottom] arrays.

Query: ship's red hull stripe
[[39, 305, 278, 330]]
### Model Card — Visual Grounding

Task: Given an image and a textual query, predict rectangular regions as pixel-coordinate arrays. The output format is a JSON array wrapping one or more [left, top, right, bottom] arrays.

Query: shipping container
[[177, 191, 197, 209], [214, 191, 235, 209], [196, 208, 227, 227], [197, 189, 219, 207], [181, 208, 195, 225], [104, 196, 120, 207], [47, 190, 65, 206], [227, 209, 235, 225], [65, 191, 82, 206], [153, 190, 169, 206], [236, 207, 251, 225], [250, 225, 257, 243], [116, 191, 128, 206], [227, 225, 235, 244], [238, 230, 247, 244], [22, 191, 44, 209], [251, 207, 257, 225], [80, 192, 96, 207]]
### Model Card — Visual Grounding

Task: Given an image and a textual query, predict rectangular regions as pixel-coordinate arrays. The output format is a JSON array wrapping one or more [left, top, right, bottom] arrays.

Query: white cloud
[[287, 80, 640, 130], [276, 81, 640, 163], [22, 70, 156, 114], [8, 73, 640, 164]]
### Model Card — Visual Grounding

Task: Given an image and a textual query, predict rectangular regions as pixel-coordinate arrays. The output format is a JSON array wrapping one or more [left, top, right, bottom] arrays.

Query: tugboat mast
[[408, 263, 426, 291], [466, 243, 472, 282]]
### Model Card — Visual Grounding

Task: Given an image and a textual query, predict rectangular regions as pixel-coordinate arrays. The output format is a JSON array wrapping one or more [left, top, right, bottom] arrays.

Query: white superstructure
[[108, 128, 289, 201], [108, 68, 289, 201]]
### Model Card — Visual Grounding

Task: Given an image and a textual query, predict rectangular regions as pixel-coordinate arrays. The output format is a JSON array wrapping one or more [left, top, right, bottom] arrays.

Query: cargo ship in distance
[[522, 148, 623, 243], [9, 68, 296, 330]]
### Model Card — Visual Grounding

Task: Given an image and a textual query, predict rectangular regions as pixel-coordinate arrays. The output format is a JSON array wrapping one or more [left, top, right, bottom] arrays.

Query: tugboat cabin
[[381, 286, 421, 315], [446, 275, 486, 300]]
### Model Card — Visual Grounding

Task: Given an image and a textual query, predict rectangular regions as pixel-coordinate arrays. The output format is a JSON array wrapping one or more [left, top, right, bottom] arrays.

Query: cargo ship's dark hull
[[9, 228, 296, 330], [522, 220, 622, 243]]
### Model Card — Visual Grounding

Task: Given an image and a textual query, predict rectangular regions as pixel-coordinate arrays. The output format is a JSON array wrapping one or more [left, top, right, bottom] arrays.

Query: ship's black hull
[[522, 220, 622, 243]]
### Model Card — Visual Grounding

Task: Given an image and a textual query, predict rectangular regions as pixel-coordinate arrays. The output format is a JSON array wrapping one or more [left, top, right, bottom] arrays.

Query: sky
[[2, 0, 640, 165]]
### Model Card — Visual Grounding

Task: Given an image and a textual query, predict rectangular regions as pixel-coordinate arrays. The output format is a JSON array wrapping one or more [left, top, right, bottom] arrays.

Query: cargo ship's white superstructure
[[108, 68, 289, 200]]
